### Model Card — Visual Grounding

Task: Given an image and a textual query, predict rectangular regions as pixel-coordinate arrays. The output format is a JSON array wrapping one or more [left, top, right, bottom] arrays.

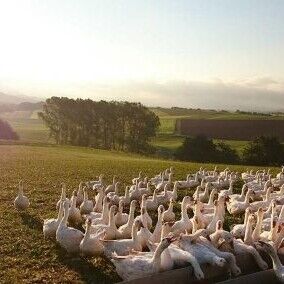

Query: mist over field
[[1, 77, 284, 112]]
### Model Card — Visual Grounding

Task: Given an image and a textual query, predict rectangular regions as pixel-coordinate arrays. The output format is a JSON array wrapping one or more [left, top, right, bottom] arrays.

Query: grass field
[[0, 144, 279, 283], [0, 107, 280, 157]]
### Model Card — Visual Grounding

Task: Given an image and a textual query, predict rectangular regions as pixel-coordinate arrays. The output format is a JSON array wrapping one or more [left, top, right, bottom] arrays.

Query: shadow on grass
[[54, 244, 120, 284], [20, 212, 43, 231]]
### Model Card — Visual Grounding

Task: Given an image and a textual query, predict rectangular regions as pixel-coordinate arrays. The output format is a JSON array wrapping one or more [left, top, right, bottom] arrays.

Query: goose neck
[[181, 202, 189, 220], [269, 249, 283, 270]]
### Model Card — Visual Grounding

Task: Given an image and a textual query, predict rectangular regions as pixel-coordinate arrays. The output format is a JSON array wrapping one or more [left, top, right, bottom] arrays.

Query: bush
[[216, 142, 240, 164], [0, 119, 19, 140], [242, 136, 284, 166], [175, 135, 238, 164]]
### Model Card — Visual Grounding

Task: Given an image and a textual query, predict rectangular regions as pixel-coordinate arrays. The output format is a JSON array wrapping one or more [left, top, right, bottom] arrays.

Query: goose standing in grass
[[105, 176, 118, 194], [80, 218, 105, 256], [149, 205, 165, 243], [193, 184, 210, 203], [177, 173, 199, 189], [107, 182, 121, 205], [76, 182, 84, 206], [88, 196, 110, 225], [227, 189, 254, 215], [200, 187, 218, 214], [93, 187, 105, 213], [229, 184, 248, 202], [87, 174, 105, 190], [56, 183, 70, 209], [171, 196, 193, 236], [43, 201, 64, 239], [231, 207, 252, 239], [120, 186, 130, 206], [90, 205, 120, 240], [68, 191, 82, 226], [132, 172, 143, 185], [14, 180, 30, 211], [115, 200, 128, 227], [163, 198, 175, 222], [256, 241, 284, 283], [80, 187, 93, 215], [56, 201, 84, 254], [111, 236, 175, 281], [156, 173, 173, 191], [103, 219, 143, 257], [118, 200, 137, 239]]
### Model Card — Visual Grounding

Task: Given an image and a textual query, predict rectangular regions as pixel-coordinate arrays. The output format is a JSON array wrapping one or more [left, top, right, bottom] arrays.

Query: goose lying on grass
[[111, 236, 176, 281]]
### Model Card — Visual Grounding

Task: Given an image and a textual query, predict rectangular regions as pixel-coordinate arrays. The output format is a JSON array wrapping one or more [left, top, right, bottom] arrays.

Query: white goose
[[93, 187, 105, 213], [227, 189, 254, 215], [231, 207, 252, 239], [43, 201, 64, 239], [132, 171, 143, 185], [149, 205, 165, 243], [56, 201, 84, 254], [118, 200, 137, 239], [120, 186, 130, 206], [89, 196, 110, 225], [56, 183, 70, 210], [163, 198, 175, 222], [115, 200, 128, 227], [177, 173, 199, 188], [250, 187, 273, 212], [156, 173, 173, 191], [171, 196, 193, 236], [107, 182, 121, 205], [193, 184, 210, 203], [76, 182, 84, 206], [103, 219, 143, 257], [256, 241, 284, 283], [80, 218, 105, 256], [111, 236, 175, 281], [14, 180, 30, 211], [90, 205, 120, 240], [89, 174, 105, 190], [179, 229, 227, 268], [68, 191, 82, 226], [80, 187, 93, 215], [105, 176, 118, 194]]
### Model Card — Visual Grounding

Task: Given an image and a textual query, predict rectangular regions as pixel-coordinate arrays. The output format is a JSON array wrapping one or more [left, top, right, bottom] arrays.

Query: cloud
[[1, 77, 284, 112], [78, 78, 284, 112]]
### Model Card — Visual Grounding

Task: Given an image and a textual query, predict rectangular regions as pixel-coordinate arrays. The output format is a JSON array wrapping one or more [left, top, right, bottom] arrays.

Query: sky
[[0, 0, 284, 111]]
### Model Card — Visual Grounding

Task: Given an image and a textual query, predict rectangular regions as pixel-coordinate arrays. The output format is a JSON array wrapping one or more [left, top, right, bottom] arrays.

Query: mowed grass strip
[[0, 144, 279, 283]]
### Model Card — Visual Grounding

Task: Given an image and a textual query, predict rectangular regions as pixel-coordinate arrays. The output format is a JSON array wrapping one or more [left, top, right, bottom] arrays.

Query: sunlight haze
[[0, 0, 284, 110]]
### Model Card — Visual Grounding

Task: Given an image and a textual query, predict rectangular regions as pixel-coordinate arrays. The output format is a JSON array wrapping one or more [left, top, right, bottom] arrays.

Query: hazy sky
[[0, 0, 283, 110]]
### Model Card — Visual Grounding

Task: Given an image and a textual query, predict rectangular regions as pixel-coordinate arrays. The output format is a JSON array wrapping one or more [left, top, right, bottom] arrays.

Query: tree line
[[38, 97, 160, 152], [175, 135, 284, 166]]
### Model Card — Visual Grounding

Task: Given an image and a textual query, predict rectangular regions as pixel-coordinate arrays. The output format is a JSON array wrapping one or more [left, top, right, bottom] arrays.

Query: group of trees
[[175, 135, 284, 166], [0, 119, 19, 140], [39, 97, 160, 153]]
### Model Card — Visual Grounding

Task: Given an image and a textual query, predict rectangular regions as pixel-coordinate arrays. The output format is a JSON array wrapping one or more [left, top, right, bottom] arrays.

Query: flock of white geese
[[14, 166, 284, 282]]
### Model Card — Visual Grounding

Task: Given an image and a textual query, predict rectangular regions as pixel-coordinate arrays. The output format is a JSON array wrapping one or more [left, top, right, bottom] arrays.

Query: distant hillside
[[151, 107, 284, 120], [0, 92, 41, 105], [0, 101, 44, 113]]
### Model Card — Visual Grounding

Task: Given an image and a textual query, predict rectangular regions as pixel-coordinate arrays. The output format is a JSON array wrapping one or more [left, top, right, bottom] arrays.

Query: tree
[[0, 119, 19, 140], [242, 136, 284, 166]]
